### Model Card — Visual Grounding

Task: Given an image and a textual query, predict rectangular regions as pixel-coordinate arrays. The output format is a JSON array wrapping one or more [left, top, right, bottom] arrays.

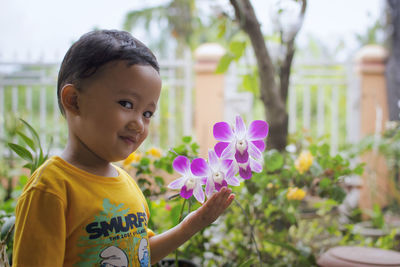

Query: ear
[[61, 84, 80, 115]]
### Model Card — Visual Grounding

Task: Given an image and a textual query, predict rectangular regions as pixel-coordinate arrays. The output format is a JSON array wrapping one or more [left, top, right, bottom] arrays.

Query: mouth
[[120, 135, 138, 145]]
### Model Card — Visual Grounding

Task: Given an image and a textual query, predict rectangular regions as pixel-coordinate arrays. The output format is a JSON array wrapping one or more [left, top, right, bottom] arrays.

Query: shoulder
[[114, 165, 137, 186], [20, 156, 70, 200]]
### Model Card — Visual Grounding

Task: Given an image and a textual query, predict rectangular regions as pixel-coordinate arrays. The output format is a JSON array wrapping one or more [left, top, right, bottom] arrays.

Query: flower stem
[[175, 198, 187, 266], [234, 199, 262, 266]]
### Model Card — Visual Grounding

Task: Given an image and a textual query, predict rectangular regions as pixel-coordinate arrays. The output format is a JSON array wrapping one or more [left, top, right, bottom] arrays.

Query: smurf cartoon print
[[138, 238, 150, 267], [100, 246, 128, 267]]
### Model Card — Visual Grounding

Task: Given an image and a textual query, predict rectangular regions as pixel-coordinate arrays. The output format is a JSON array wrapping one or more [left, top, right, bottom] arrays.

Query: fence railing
[[288, 60, 353, 154], [0, 49, 193, 155], [0, 53, 354, 156], [226, 59, 353, 154]]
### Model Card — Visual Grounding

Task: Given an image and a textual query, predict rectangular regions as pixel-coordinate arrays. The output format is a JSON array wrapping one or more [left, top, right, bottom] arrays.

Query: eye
[[143, 111, 153, 119], [119, 101, 133, 109]]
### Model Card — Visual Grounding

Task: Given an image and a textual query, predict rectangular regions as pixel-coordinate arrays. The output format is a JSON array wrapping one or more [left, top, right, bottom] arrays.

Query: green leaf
[[319, 177, 332, 189], [354, 164, 364, 175], [170, 204, 182, 226], [229, 40, 246, 59], [190, 143, 199, 154], [16, 131, 35, 151], [319, 144, 330, 156], [19, 119, 41, 148], [182, 136, 192, 143], [241, 72, 259, 96], [215, 53, 234, 73], [154, 176, 165, 187], [309, 144, 318, 155], [217, 20, 226, 38], [140, 157, 151, 166], [237, 258, 255, 267], [8, 143, 33, 163], [265, 150, 284, 172], [23, 163, 32, 170]]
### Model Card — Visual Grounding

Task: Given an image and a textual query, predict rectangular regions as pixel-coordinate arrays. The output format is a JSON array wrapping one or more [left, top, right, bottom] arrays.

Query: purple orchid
[[213, 115, 268, 179], [191, 149, 240, 199], [167, 156, 206, 203]]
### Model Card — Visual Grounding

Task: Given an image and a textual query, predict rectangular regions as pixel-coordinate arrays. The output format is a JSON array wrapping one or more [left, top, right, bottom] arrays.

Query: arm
[[149, 187, 235, 264], [13, 190, 66, 266]]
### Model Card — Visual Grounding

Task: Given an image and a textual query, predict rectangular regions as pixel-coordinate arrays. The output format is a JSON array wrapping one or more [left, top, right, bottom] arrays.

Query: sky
[[0, 0, 384, 62]]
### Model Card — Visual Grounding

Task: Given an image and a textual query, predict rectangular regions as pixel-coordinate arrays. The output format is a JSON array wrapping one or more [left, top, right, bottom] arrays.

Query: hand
[[183, 187, 235, 231]]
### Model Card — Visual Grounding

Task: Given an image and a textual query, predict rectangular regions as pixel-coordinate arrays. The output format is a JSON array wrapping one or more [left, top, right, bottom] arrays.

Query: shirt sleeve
[[147, 228, 155, 237], [13, 189, 66, 267]]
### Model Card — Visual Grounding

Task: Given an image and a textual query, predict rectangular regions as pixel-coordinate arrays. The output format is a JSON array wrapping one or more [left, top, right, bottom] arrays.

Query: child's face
[[74, 61, 161, 162]]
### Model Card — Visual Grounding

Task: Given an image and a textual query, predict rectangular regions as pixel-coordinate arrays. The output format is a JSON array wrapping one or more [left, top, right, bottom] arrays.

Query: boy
[[12, 30, 234, 266]]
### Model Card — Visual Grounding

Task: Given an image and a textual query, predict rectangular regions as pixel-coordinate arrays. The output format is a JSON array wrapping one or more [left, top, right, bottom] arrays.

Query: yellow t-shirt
[[13, 156, 154, 267]]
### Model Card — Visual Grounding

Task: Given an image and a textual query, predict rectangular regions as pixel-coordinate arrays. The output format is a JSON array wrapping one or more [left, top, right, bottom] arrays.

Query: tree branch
[[229, 0, 284, 111], [280, 0, 307, 102]]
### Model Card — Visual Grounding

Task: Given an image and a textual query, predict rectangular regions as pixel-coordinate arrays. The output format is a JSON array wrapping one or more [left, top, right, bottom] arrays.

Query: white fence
[[0, 54, 355, 156], [0, 50, 193, 155], [225, 59, 354, 154]]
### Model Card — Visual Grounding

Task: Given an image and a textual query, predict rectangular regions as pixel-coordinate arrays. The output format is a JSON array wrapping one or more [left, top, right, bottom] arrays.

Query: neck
[[61, 133, 118, 177]]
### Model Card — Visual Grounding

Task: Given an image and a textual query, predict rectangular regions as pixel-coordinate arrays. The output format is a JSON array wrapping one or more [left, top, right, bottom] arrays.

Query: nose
[[127, 115, 144, 133]]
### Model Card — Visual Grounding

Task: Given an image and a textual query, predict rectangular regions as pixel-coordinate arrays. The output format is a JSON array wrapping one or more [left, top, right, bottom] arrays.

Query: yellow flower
[[294, 151, 314, 174], [286, 187, 306, 201], [123, 152, 142, 169], [267, 183, 274, 189], [146, 147, 162, 158]]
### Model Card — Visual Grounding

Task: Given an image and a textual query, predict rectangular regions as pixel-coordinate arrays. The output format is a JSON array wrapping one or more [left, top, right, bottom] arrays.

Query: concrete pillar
[[194, 43, 225, 158], [355, 45, 390, 212]]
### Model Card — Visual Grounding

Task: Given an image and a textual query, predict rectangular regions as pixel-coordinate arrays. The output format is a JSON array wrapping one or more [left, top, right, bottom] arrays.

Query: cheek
[[141, 125, 150, 140]]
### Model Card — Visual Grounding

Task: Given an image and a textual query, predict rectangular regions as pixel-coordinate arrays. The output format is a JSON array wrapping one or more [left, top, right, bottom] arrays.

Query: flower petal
[[235, 150, 249, 163], [235, 116, 247, 139], [208, 149, 219, 170], [214, 142, 229, 157], [251, 140, 266, 152], [173, 156, 190, 175], [191, 158, 209, 177], [248, 120, 269, 140], [168, 176, 186, 189], [226, 163, 237, 179], [250, 158, 263, 173], [213, 122, 234, 141], [180, 185, 193, 199], [205, 178, 215, 198], [193, 184, 205, 203], [239, 165, 252, 179], [215, 180, 228, 191], [248, 142, 262, 160], [221, 143, 235, 159], [220, 159, 233, 172], [226, 175, 240, 186]]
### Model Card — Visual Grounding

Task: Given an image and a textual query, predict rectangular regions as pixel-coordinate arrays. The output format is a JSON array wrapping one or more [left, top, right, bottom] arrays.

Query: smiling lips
[[120, 135, 140, 144]]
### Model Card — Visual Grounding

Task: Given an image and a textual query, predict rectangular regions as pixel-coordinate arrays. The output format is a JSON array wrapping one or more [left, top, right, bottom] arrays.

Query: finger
[[213, 187, 227, 207], [224, 193, 235, 209]]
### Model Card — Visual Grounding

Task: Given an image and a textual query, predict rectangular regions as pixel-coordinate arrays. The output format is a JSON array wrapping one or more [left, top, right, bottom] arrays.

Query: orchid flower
[[213, 115, 268, 179], [167, 156, 206, 203], [191, 149, 240, 199]]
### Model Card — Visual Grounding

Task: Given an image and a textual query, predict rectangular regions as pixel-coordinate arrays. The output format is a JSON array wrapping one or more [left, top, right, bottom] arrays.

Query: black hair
[[57, 29, 160, 115]]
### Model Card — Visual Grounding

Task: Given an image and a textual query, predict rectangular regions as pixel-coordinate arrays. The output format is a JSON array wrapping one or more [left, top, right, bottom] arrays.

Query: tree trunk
[[230, 0, 288, 151], [386, 0, 400, 121]]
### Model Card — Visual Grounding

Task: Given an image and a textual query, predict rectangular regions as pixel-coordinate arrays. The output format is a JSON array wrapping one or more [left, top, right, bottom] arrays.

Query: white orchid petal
[[235, 116, 247, 139], [221, 143, 235, 159], [226, 175, 241, 186], [205, 177, 215, 199], [168, 176, 187, 189], [248, 141, 262, 160], [250, 158, 263, 173], [208, 149, 219, 170], [193, 183, 205, 203]]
